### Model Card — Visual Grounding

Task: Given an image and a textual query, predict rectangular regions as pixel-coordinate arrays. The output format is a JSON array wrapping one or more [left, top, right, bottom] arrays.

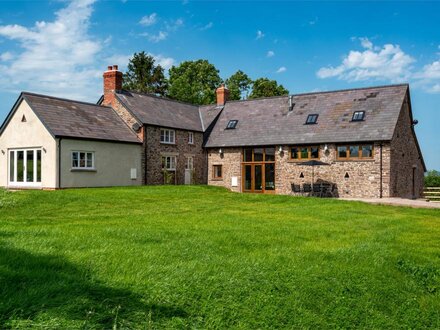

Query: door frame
[[241, 147, 276, 194], [8, 148, 42, 188]]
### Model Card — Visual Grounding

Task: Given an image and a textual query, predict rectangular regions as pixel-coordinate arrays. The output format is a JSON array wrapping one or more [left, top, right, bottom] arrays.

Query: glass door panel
[[265, 163, 275, 191], [17, 151, 24, 182], [9, 151, 14, 182], [37, 150, 41, 182], [254, 165, 263, 191], [27, 150, 34, 182], [244, 165, 252, 191]]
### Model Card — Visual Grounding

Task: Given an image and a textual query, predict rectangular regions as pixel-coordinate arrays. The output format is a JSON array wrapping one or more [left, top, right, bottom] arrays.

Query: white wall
[[60, 139, 142, 188], [0, 100, 57, 189]]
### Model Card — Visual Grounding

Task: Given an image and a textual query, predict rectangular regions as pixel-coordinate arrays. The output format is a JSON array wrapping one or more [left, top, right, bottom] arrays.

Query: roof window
[[226, 120, 238, 129], [352, 111, 365, 121], [305, 114, 318, 125]]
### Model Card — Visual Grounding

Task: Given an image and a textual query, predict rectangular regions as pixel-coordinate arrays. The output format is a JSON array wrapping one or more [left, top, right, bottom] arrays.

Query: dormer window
[[226, 120, 238, 129], [305, 114, 318, 125], [352, 111, 365, 121]]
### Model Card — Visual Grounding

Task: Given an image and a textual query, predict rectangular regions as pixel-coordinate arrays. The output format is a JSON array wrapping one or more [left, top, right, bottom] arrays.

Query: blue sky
[[0, 0, 439, 169]]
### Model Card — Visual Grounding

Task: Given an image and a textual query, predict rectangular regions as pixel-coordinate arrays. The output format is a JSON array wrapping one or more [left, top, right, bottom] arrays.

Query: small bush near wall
[[425, 170, 440, 187], [0, 189, 17, 209]]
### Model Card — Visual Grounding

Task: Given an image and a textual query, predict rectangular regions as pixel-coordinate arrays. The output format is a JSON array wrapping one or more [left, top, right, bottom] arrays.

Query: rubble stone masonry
[[145, 126, 206, 185], [389, 99, 425, 198], [208, 143, 392, 198]]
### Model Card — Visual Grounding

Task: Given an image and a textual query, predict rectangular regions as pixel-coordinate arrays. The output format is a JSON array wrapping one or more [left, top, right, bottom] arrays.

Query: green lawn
[[1, 186, 439, 329]]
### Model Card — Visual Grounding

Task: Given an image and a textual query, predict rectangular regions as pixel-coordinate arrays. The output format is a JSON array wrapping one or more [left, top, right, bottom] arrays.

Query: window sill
[[211, 178, 223, 181], [287, 159, 320, 163], [71, 168, 97, 172], [160, 142, 176, 145], [335, 159, 375, 162]]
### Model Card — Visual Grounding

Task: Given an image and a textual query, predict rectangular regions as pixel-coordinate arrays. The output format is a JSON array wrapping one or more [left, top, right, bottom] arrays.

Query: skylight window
[[305, 114, 318, 125], [352, 111, 365, 121], [226, 120, 238, 129]]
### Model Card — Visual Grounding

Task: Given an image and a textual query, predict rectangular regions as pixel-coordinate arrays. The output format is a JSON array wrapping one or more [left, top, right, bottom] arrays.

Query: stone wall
[[111, 98, 146, 182], [207, 143, 393, 198], [145, 126, 206, 185], [276, 143, 391, 198], [207, 148, 242, 192], [389, 99, 425, 198]]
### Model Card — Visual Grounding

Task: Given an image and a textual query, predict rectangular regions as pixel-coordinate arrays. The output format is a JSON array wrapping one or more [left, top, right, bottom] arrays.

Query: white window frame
[[185, 156, 194, 170], [71, 151, 95, 170], [188, 132, 194, 145], [160, 128, 175, 144], [8, 148, 42, 187], [162, 156, 176, 171]]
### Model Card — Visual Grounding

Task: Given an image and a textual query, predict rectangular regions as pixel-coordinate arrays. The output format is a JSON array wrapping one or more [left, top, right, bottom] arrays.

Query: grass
[[0, 185, 440, 329]]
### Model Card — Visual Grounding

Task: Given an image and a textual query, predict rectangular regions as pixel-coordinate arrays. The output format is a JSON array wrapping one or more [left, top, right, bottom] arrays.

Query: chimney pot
[[113, 65, 118, 71], [107, 65, 112, 71]]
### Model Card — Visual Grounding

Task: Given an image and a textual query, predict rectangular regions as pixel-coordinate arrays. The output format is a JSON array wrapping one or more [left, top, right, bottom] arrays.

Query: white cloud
[[0, 0, 102, 101], [276, 66, 286, 73], [166, 18, 183, 32], [0, 52, 13, 61], [418, 60, 440, 80], [266, 50, 275, 58], [309, 17, 318, 25], [359, 37, 373, 50], [141, 31, 168, 43], [430, 84, 440, 93], [139, 13, 157, 26], [200, 22, 213, 31], [256, 30, 265, 40], [317, 40, 415, 83]]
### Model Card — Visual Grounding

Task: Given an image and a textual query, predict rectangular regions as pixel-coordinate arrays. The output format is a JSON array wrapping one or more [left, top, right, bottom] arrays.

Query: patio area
[[339, 197, 440, 209]]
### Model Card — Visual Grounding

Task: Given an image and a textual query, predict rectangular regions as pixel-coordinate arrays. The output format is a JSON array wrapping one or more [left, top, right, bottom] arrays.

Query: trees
[[249, 78, 289, 99], [168, 60, 222, 105], [225, 70, 253, 101], [123, 52, 168, 96], [425, 170, 440, 187], [122, 52, 289, 103]]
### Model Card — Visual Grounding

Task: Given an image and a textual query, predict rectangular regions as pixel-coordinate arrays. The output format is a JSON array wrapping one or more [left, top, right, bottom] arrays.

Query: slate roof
[[8, 92, 141, 144], [115, 91, 204, 132], [204, 84, 409, 148]]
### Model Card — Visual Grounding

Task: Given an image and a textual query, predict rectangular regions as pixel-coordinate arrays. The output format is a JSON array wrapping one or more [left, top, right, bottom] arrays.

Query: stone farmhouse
[[0, 65, 425, 198]]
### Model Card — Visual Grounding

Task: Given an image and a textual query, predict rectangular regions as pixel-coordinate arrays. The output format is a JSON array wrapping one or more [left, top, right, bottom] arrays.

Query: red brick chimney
[[216, 84, 229, 106], [103, 65, 122, 106]]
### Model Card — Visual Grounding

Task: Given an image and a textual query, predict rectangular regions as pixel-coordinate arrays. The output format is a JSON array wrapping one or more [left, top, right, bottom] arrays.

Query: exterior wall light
[[219, 148, 223, 155]]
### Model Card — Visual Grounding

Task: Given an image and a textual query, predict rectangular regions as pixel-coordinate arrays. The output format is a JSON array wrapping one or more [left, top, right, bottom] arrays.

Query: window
[[72, 151, 94, 169], [162, 156, 176, 170], [226, 120, 238, 129], [305, 114, 318, 124], [242, 147, 276, 162], [188, 132, 194, 144], [160, 128, 175, 144], [337, 144, 373, 160], [352, 111, 365, 121], [290, 146, 319, 161], [186, 157, 193, 170], [213, 165, 222, 179]]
